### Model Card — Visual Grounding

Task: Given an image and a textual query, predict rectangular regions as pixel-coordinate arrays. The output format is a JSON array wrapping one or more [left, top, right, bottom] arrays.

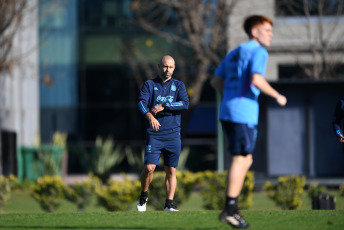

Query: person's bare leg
[[140, 164, 156, 192], [163, 166, 178, 211], [164, 166, 177, 200], [137, 164, 156, 211], [227, 154, 253, 197], [219, 154, 252, 228]]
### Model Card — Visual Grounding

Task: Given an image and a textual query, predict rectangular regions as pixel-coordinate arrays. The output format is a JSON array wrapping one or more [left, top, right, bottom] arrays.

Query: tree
[[276, 0, 344, 79], [128, 0, 239, 107], [0, 0, 27, 73]]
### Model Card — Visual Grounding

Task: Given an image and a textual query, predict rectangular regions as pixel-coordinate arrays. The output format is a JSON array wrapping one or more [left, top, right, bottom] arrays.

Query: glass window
[[78, 65, 144, 141], [278, 64, 344, 80], [275, 0, 344, 17], [278, 64, 309, 80], [39, 0, 78, 107], [82, 34, 122, 64], [40, 0, 77, 29], [78, 0, 132, 28]]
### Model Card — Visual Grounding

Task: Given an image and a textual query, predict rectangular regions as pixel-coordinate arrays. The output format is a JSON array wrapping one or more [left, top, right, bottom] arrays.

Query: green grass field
[[0, 210, 343, 230], [1, 190, 344, 229]]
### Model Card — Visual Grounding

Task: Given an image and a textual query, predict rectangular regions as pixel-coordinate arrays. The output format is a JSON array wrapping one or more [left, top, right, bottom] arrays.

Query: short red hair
[[243, 15, 273, 38]]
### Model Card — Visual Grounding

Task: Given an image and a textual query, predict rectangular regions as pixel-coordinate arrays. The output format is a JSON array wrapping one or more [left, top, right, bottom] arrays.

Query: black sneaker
[[219, 210, 250, 229], [164, 202, 179, 211]]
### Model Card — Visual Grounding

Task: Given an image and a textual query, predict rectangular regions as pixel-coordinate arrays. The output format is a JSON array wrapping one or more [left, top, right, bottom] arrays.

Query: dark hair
[[243, 15, 273, 38]]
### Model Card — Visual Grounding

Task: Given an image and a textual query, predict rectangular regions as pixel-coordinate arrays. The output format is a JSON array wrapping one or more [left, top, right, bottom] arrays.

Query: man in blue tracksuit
[[136, 55, 189, 212], [332, 97, 344, 147]]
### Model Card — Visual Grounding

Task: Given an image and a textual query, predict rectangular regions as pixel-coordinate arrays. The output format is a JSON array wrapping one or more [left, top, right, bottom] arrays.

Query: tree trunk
[[189, 59, 210, 107]]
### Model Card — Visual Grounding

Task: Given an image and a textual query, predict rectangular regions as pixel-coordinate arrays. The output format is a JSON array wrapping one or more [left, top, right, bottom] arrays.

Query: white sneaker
[[136, 197, 148, 212], [164, 203, 179, 211]]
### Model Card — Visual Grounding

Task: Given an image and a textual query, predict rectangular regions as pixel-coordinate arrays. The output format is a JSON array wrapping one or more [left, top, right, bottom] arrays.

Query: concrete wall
[[228, 0, 344, 81]]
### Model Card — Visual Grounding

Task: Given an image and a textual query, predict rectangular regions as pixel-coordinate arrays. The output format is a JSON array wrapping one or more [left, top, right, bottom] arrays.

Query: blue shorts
[[221, 121, 257, 156], [144, 133, 181, 167]]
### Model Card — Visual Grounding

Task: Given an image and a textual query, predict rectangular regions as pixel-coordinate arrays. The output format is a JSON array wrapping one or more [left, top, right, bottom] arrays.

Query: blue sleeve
[[332, 98, 344, 137], [165, 82, 189, 111], [138, 81, 151, 116], [250, 47, 268, 77]]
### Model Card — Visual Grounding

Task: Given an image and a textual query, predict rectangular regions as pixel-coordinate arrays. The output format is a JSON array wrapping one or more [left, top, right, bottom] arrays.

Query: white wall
[[0, 0, 39, 146]]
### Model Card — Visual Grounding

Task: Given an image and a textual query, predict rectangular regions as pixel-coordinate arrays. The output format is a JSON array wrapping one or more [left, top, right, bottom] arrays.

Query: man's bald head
[[158, 55, 175, 82], [160, 55, 175, 65]]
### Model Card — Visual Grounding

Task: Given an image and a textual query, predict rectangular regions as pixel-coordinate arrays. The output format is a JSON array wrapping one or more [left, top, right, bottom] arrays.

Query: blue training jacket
[[138, 76, 189, 135]]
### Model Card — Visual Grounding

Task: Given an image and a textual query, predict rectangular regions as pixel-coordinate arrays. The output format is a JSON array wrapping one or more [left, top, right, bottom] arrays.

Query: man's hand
[[149, 116, 161, 131], [338, 134, 344, 143], [145, 112, 161, 131], [276, 94, 287, 107], [151, 104, 165, 115]]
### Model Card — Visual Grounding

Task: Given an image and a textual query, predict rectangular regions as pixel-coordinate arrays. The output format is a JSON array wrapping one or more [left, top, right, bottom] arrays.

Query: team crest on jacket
[[171, 83, 176, 91]]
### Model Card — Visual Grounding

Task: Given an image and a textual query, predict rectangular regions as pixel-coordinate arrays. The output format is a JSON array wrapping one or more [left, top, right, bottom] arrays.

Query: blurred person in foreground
[[136, 55, 189, 212], [211, 15, 287, 228], [332, 97, 344, 147]]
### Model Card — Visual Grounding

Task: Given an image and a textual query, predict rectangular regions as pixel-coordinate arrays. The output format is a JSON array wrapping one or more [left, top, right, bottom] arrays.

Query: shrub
[[264, 175, 305, 210], [10, 179, 35, 191], [197, 171, 254, 210], [31, 175, 65, 212], [87, 173, 103, 192], [123, 145, 144, 172], [197, 170, 226, 210], [63, 181, 93, 212], [95, 174, 140, 211], [307, 182, 327, 198], [87, 137, 124, 183], [0, 175, 18, 211], [340, 185, 344, 196], [52, 131, 68, 149], [33, 131, 67, 178], [147, 170, 197, 210], [37, 146, 63, 176], [176, 170, 198, 202], [63, 173, 102, 212]]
